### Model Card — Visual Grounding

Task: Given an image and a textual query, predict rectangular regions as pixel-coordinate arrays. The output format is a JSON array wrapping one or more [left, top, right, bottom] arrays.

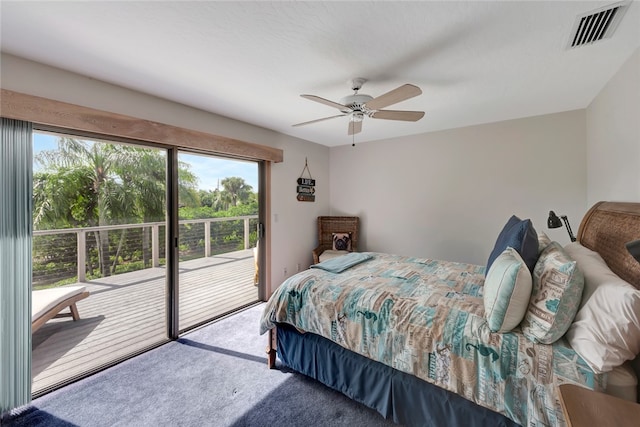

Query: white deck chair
[[32, 285, 90, 333]]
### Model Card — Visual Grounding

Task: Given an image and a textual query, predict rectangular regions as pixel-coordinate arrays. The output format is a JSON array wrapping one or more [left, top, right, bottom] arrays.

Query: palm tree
[[36, 138, 133, 277], [114, 147, 166, 268], [221, 177, 253, 207], [34, 138, 201, 276], [33, 167, 96, 229], [198, 190, 215, 208], [178, 161, 200, 208], [118, 149, 198, 267]]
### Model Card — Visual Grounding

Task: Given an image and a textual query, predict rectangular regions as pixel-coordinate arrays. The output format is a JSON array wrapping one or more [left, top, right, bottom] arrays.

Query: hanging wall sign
[[297, 158, 316, 202]]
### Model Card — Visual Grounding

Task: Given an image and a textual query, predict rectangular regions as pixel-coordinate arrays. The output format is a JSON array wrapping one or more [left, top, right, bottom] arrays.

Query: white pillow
[[483, 247, 532, 332], [564, 242, 640, 373]]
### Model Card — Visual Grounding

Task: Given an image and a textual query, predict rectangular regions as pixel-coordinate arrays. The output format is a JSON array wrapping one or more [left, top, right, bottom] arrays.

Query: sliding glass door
[[30, 133, 262, 394], [31, 131, 168, 395], [177, 152, 260, 332]]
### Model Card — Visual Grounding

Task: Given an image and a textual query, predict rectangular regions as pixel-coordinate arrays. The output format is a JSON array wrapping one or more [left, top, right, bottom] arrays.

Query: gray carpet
[[6, 303, 397, 426]]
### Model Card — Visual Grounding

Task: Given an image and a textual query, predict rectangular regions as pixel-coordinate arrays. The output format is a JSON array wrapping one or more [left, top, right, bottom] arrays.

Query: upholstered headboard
[[576, 201, 640, 401], [577, 201, 640, 289]]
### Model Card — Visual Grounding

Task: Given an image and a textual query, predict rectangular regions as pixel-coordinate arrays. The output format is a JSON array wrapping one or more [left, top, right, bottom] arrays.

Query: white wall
[[0, 53, 331, 291], [586, 48, 640, 206], [330, 110, 587, 265], [5, 45, 636, 282]]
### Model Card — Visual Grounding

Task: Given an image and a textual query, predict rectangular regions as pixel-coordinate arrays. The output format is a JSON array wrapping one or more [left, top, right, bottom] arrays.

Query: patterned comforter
[[260, 253, 605, 427]]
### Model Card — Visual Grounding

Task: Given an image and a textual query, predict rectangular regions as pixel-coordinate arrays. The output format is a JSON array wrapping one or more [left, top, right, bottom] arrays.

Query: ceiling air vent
[[568, 1, 629, 49]]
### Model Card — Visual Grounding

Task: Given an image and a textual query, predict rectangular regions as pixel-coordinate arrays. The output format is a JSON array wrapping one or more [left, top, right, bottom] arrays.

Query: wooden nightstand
[[558, 384, 640, 427]]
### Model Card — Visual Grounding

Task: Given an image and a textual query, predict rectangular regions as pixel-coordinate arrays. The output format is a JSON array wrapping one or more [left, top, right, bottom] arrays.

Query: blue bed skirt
[[276, 324, 521, 427]]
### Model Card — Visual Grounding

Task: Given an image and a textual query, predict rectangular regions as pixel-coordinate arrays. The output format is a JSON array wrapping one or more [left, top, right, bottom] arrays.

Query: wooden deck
[[32, 249, 258, 395]]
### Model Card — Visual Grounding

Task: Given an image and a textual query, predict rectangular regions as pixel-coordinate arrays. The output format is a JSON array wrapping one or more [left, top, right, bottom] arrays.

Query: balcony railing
[[33, 215, 258, 285]]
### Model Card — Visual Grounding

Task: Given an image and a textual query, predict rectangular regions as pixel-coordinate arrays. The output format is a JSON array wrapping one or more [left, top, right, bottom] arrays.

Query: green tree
[[114, 147, 166, 268], [33, 167, 96, 228], [35, 138, 134, 277], [33, 138, 199, 276], [220, 177, 253, 207], [198, 189, 215, 208], [178, 162, 200, 208]]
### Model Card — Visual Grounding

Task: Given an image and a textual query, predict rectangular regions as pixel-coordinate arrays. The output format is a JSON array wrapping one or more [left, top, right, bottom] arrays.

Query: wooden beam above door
[[1, 89, 284, 163]]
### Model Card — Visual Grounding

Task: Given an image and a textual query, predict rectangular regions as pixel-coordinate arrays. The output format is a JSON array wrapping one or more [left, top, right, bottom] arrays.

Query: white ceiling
[[1, 1, 639, 147]]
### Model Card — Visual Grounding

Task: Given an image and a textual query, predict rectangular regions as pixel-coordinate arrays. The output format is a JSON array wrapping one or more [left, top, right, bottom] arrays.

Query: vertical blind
[[0, 118, 33, 414]]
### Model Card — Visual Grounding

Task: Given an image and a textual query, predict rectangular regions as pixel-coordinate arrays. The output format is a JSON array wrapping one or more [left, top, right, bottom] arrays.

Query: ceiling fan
[[293, 78, 425, 135]]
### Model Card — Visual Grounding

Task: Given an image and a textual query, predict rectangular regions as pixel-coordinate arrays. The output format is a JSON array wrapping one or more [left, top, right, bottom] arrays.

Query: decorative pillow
[[521, 241, 584, 344], [564, 242, 640, 373], [537, 232, 552, 254], [483, 247, 533, 332], [332, 232, 352, 251], [486, 215, 538, 275]]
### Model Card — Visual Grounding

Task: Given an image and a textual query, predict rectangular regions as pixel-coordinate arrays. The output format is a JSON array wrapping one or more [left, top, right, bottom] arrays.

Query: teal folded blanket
[[310, 252, 373, 273]]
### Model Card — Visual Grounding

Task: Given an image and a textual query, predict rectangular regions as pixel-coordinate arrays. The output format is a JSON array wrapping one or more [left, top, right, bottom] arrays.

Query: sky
[[33, 132, 259, 192]]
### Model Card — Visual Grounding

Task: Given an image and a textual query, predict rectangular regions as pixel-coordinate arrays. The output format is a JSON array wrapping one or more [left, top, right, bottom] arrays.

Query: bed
[[260, 201, 640, 427]]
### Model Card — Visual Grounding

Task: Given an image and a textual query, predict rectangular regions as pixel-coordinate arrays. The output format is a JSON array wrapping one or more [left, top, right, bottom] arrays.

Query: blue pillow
[[486, 215, 538, 274]]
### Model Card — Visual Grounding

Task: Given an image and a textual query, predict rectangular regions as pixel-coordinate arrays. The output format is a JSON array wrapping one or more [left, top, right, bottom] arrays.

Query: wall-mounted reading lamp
[[626, 239, 640, 264], [547, 211, 576, 242]]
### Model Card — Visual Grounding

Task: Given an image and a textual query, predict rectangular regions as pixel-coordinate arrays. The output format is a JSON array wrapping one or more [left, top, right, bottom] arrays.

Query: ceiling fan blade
[[300, 94, 348, 111], [371, 110, 425, 122], [364, 84, 422, 110], [292, 114, 346, 127], [348, 120, 362, 136]]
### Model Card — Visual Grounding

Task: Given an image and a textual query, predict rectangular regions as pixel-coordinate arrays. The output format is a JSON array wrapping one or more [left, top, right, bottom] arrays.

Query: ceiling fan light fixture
[[351, 112, 365, 122]]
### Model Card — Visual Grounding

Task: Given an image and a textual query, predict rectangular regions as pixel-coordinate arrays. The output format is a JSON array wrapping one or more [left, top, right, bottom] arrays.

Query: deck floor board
[[32, 249, 258, 394]]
